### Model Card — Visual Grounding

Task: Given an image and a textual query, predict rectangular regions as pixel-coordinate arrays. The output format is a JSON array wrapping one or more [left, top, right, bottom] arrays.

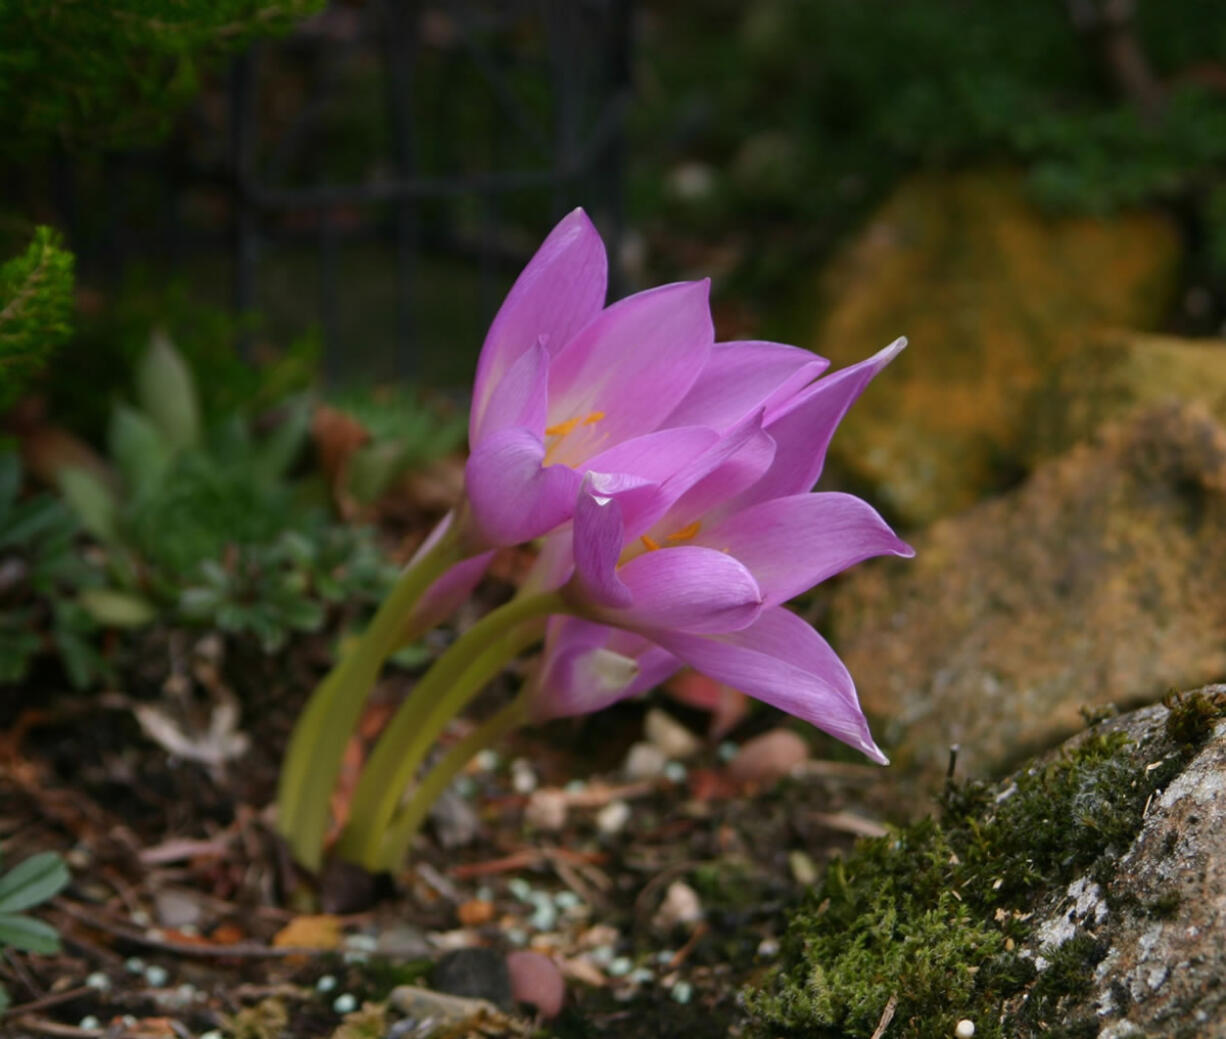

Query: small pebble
[[596, 799, 631, 835], [79, 1017, 100, 1030], [457, 899, 496, 927], [653, 881, 703, 931], [789, 849, 819, 887], [553, 890, 582, 912], [510, 758, 538, 794], [588, 945, 615, 967], [199, 1032, 223, 1039], [607, 956, 633, 977], [955, 1021, 976, 1038], [717, 740, 739, 762], [454, 775, 477, 799], [473, 749, 500, 772], [644, 709, 702, 760], [525, 788, 568, 832], [332, 993, 357, 1014], [507, 877, 533, 902], [664, 761, 688, 783], [85, 972, 111, 991], [124, 957, 145, 974], [655, 950, 676, 965], [622, 741, 668, 781], [316, 975, 338, 993], [564, 779, 587, 794], [671, 980, 694, 1004], [757, 937, 780, 958], [528, 894, 558, 932], [726, 729, 810, 786], [628, 967, 655, 985], [506, 950, 566, 1018], [505, 927, 529, 947], [144, 964, 169, 987]]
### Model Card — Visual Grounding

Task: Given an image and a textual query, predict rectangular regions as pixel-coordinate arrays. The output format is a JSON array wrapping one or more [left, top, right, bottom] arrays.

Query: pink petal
[[471, 340, 550, 445], [652, 608, 887, 763], [585, 545, 763, 635], [739, 337, 906, 506], [546, 281, 714, 455], [406, 550, 496, 638], [664, 340, 829, 430], [471, 210, 607, 442], [700, 492, 914, 606], [571, 478, 632, 608], [465, 427, 583, 545]]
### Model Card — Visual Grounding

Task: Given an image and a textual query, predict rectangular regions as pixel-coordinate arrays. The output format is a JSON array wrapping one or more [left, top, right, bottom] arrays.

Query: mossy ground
[[742, 695, 1226, 1039]]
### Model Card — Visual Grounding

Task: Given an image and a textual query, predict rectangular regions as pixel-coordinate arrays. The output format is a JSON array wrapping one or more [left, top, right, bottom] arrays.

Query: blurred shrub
[[636, 0, 1226, 300], [0, 0, 322, 154]]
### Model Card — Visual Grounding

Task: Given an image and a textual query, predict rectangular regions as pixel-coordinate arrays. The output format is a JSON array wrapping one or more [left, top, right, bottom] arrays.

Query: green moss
[[1163, 687, 1226, 750], [743, 726, 1192, 1038]]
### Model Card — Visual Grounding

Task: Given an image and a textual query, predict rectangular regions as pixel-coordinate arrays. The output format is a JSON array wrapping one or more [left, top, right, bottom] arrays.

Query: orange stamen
[[640, 534, 661, 552], [545, 417, 580, 438], [582, 411, 605, 425], [666, 521, 702, 543]]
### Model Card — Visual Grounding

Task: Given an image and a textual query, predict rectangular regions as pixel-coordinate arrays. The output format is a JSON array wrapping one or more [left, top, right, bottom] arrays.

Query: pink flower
[[526, 340, 913, 763]]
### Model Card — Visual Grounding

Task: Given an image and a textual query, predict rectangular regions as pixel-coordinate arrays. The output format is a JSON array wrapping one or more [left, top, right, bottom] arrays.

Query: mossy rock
[[1027, 330, 1226, 464], [811, 168, 1180, 525], [741, 691, 1226, 1038], [829, 402, 1226, 787]]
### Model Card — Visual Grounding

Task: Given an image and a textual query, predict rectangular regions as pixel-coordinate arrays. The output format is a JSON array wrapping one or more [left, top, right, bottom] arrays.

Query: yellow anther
[[582, 410, 605, 426], [545, 417, 580, 438], [640, 534, 661, 552], [666, 521, 702, 543]]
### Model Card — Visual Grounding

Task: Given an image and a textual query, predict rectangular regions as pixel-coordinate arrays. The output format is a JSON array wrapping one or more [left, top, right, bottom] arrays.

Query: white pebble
[[955, 1021, 975, 1038], [525, 788, 568, 832], [717, 741, 739, 763], [124, 957, 145, 974], [511, 758, 538, 794], [79, 1016, 100, 1030], [664, 761, 688, 783], [607, 956, 633, 977], [473, 749, 500, 772], [507, 877, 533, 902], [628, 967, 655, 984], [644, 709, 702, 760], [564, 779, 587, 794], [316, 975, 337, 993], [553, 890, 582, 912], [671, 980, 694, 1004], [333, 993, 357, 1014], [589, 945, 615, 967], [85, 972, 111, 991], [505, 927, 529, 947], [757, 937, 780, 958], [144, 964, 169, 987], [622, 741, 668, 781], [596, 800, 631, 835]]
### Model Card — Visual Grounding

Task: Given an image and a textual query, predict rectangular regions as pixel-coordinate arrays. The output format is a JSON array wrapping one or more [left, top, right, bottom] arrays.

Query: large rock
[[812, 169, 1179, 524], [1027, 330, 1226, 463], [829, 402, 1226, 785]]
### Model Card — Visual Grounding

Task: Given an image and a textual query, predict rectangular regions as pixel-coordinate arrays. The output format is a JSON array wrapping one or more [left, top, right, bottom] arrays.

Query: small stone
[[955, 1021, 975, 1038], [653, 881, 704, 931], [622, 741, 668, 781], [510, 758, 538, 794], [457, 899, 496, 927], [144, 964, 169, 987], [789, 850, 819, 887], [607, 956, 633, 977], [596, 800, 631, 835], [553, 891, 582, 912], [376, 924, 431, 960], [390, 985, 504, 1027], [431, 947, 513, 1009], [717, 740, 739, 763], [429, 786, 481, 849], [153, 888, 202, 929], [527, 893, 558, 932], [644, 709, 702, 760], [525, 788, 568, 832], [628, 967, 655, 985], [664, 761, 688, 783], [757, 937, 780, 958], [332, 993, 357, 1014], [85, 972, 110, 991], [316, 975, 337, 993], [473, 749, 500, 772], [124, 957, 145, 974], [726, 729, 809, 787], [506, 950, 566, 1018], [671, 980, 694, 1004], [507, 877, 533, 902], [78, 1017, 100, 1030]]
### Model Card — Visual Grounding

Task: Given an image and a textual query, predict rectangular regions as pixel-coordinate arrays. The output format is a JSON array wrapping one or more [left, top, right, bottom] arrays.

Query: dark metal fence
[[65, 0, 633, 384]]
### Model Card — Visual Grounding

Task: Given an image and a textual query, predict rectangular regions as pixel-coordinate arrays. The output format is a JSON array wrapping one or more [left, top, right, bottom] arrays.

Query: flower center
[[543, 410, 605, 465], [639, 520, 702, 553]]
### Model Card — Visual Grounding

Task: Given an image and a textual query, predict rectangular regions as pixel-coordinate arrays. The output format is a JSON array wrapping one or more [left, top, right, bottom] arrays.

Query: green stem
[[375, 690, 531, 871], [336, 590, 565, 868], [275, 521, 462, 870]]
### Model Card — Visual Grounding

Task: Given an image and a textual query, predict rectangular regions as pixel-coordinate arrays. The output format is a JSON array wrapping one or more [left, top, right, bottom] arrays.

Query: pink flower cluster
[[428, 209, 911, 763]]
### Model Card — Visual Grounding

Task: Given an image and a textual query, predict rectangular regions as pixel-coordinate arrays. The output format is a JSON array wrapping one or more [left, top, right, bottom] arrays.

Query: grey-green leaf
[[136, 330, 201, 452], [0, 851, 70, 913], [57, 467, 118, 542], [0, 912, 62, 954]]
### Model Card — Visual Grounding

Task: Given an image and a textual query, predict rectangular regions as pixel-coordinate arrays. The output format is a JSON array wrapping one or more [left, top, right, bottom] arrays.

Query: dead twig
[[869, 993, 899, 1039], [0, 985, 95, 1020]]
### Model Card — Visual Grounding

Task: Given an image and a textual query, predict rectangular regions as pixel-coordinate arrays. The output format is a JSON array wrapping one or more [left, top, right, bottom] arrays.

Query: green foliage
[[50, 336, 398, 660], [0, 0, 323, 155], [743, 729, 1188, 1038], [327, 385, 467, 505], [0, 452, 106, 688], [637, 0, 1226, 307], [0, 850, 70, 1012], [0, 228, 74, 413]]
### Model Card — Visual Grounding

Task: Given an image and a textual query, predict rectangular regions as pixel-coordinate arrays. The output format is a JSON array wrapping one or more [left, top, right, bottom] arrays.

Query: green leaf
[[254, 394, 312, 481], [136, 331, 201, 452], [0, 912, 62, 954], [0, 979, 9, 1012], [57, 467, 118, 542], [0, 852, 69, 914], [109, 404, 172, 498], [77, 587, 157, 628], [0, 452, 19, 512]]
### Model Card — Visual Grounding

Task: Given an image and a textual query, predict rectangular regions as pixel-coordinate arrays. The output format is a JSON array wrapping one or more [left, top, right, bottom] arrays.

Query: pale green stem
[[275, 522, 462, 870], [336, 591, 565, 868], [375, 690, 531, 871]]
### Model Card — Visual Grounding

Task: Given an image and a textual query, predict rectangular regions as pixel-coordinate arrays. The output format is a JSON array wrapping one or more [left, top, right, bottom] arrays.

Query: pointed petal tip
[[862, 740, 890, 766], [879, 336, 907, 362]]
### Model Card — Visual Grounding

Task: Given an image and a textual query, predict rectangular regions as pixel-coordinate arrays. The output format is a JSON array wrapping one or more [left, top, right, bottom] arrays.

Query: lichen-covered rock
[[741, 692, 1226, 1039], [810, 169, 1179, 524], [1005, 697, 1226, 1037], [1027, 330, 1226, 464], [830, 403, 1226, 786]]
